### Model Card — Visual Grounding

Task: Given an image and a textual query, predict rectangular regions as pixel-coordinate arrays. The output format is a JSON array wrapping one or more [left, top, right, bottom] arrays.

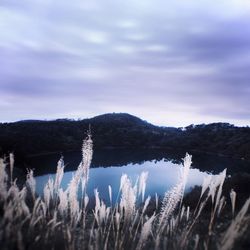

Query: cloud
[[0, 0, 250, 126]]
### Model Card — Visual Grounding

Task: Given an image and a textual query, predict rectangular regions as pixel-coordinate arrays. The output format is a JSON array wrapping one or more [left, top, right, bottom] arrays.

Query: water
[[32, 148, 250, 201], [36, 159, 209, 202]]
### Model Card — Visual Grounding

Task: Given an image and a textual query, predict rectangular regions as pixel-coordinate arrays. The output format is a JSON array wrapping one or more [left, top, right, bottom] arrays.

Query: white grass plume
[[208, 169, 227, 205], [7, 183, 30, 217], [186, 206, 190, 221], [81, 130, 93, 191], [17, 187, 30, 217], [201, 174, 213, 199], [155, 193, 159, 210], [0, 158, 8, 200], [58, 188, 68, 215], [157, 153, 192, 231], [219, 197, 250, 250], [136, 213, 156, 250], [180, 206, 185, 221], [138, 171, 148, 202], [230, 189, 236, 218], [214, 169, 227, 213], [9, 153, 14, 184], [43, 177, 54, 210], [108, 185, 112, 205], [67, 171, 80, 221], [66, 131, 93, 223], [84, 194, 89, 209], [119, 174, 137, 222], [208, 169, 227, 234], [217, 196, 226, 216], [26, 169, 36, 201], [54, 157, 64, 192], [94, 189, 110, 226], [142, 196, 151, 214]]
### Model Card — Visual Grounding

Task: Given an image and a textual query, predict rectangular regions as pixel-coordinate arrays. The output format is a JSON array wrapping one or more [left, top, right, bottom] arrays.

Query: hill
[[0, 113, 250, 163]]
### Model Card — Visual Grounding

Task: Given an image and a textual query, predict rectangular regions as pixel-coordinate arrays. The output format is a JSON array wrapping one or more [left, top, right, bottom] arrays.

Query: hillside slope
[[0, 113, 250, 161]]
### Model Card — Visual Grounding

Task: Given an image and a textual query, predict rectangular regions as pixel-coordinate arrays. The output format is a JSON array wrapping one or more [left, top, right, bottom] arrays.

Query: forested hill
[[0, 113, 250, 160]]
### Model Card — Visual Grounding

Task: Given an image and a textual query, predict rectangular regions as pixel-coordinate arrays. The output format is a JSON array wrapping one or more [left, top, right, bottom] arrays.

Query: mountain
[[89, 113, 152, 126], [0, 113, 250, 163]]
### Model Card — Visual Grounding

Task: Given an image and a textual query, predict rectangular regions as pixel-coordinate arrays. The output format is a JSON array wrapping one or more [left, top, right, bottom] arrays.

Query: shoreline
[[25, 146, 250, 162]]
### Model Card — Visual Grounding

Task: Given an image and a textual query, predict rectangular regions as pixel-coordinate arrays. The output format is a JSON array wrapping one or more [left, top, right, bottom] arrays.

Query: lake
[[31, 149, 250, 202]]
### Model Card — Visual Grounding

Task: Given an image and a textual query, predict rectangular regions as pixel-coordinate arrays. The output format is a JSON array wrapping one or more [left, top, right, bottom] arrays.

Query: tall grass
[[0, 133, 249, 250]]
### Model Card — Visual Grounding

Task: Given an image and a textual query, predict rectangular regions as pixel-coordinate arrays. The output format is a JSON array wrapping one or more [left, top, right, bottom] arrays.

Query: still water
[[36, 159, 209, 202], [32, 149, 250, 201]]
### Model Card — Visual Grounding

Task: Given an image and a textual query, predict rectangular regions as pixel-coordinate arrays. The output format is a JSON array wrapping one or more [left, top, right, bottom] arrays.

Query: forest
[[1, 113, 250, 164]]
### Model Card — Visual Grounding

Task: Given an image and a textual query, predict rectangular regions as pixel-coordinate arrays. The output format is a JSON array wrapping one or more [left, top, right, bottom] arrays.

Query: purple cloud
[[0, 0, 250, 127]]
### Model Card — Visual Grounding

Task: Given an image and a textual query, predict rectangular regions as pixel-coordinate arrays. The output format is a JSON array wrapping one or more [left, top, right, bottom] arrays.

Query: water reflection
[[28, 148, 250, 176], [36, 159, 209, 202], [32, 148, 250, 202]]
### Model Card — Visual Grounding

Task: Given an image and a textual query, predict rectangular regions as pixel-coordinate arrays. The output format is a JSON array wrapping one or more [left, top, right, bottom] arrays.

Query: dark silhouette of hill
[[0, 113, 250, 165]]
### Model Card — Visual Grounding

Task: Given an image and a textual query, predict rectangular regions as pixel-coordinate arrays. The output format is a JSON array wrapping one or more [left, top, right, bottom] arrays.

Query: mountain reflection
[[26, 148, 250, 176]]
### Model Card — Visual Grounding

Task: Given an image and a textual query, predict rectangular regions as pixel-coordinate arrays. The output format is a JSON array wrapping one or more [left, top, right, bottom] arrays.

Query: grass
[[0, 132, 249, 250]]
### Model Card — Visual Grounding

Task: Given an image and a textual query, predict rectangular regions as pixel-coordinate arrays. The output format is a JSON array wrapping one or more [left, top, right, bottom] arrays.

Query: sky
[[0, 0, 250, 127]]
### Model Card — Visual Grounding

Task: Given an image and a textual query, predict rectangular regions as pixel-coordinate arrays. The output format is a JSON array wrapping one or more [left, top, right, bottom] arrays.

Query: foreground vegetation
[[0, 133, 250, 250]]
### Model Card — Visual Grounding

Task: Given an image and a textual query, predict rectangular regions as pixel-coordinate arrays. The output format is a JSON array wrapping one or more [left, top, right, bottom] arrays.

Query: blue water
[[36, 159, 209, 202]]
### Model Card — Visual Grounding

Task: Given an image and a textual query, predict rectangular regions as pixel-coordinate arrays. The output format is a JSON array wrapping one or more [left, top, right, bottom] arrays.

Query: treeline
[[0, 113, 250, 161]]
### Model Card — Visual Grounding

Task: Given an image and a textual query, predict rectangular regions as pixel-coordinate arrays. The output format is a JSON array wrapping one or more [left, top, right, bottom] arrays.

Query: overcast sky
[[1, 0, 250, 127]]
